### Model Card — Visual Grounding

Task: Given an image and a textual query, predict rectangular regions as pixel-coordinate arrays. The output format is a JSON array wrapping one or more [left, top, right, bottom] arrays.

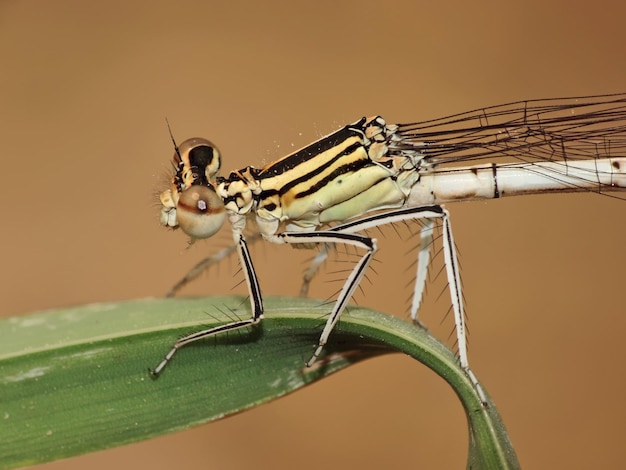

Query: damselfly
[[151, 94, 626, 391]]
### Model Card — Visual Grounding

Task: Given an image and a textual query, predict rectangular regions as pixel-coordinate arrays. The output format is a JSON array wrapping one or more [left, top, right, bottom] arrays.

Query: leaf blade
[[0, 297, 519, 470]]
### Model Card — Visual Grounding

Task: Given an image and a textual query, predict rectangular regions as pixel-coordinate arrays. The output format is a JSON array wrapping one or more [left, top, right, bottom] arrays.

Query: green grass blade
[[0, 297, 519, 469]]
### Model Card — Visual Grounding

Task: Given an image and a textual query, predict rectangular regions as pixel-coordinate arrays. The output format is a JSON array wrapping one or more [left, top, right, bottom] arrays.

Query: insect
[[151, 94, 626, 393]]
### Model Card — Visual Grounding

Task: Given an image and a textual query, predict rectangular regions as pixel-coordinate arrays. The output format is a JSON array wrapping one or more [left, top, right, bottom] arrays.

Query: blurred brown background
[[2, 1, 625, 468]]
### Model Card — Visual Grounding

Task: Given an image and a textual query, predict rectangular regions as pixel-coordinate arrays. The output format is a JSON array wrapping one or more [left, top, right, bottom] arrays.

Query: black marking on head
[[188, 145, 216, 185], [613, 160, 621, 170]]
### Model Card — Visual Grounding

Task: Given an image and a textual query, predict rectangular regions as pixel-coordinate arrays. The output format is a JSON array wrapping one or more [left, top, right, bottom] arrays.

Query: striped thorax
[[161, 116, 425, 241]]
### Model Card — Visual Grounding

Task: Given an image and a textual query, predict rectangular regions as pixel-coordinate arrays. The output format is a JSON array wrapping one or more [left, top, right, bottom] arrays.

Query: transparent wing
[[397, 93, 626, 167]]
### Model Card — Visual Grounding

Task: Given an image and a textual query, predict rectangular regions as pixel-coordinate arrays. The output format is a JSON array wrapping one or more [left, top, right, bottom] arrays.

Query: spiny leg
[[439, 211, 466, 367], [328, 208, 462, 340], [273, 231, 377, 367], [150, 234, 264, 376], [166, 232, 264, 297], [299, 243, 330, 297], [410, 217, 435, 327], [167, 232, 327, 299], [323, 205, 484, 403], [432, 212, 486, 402]]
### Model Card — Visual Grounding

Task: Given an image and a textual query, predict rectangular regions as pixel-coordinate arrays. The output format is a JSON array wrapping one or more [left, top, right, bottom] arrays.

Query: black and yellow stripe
[[215, 117, 421, 229]]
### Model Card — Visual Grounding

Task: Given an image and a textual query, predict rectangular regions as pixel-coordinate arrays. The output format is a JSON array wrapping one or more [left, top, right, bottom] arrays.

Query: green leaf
[[0, 297, 519, 470]]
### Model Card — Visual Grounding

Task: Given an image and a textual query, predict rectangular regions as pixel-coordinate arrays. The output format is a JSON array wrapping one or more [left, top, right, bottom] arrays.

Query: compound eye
[[176, 138, 221, 184], [176, 185, 226, 239]]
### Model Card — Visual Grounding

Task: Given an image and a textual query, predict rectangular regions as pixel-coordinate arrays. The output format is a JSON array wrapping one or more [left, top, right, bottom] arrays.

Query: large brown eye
[[177, 138, 221, 185], [176, 185, 226, 239]]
